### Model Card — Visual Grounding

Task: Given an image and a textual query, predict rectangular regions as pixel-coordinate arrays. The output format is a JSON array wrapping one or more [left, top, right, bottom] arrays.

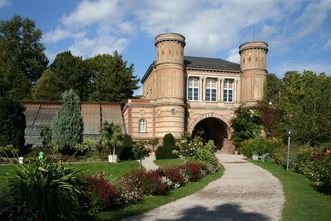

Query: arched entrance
[[192, 117, 228, 149]]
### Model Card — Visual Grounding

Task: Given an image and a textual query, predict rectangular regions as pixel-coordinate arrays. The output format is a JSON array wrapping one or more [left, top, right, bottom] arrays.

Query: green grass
[[252, 161, 331, 221], [154, 158, 185, 168], [93, 165, 224, 221], [68, 160, 140, 183], [0, 160, 140, 188], [0, 164, 19, 189]]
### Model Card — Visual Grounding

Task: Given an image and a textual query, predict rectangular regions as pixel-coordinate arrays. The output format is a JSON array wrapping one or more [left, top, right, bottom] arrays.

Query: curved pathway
[[125, 153, 284, 221]]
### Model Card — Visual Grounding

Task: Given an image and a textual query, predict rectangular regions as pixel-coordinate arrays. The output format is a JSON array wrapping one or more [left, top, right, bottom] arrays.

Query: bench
[[258, 153, 269, 162]]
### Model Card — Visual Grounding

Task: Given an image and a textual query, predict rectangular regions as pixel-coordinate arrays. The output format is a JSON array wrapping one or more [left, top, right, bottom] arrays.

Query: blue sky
[[1, 0, 331, 94]]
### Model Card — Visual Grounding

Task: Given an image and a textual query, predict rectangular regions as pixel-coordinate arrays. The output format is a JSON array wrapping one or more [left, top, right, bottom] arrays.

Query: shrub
[[185, 148, 219, 171], [118, 134, 133, 160], [40, 125, 52, 147], [10, 160, 88, 220], [156, 133, 178, 160], [132, 141, 150, 170], [116, 170, 145, 204], [51, 89, 83, 154], [163, 133, 175, 146], [240, 136, 282, 159], [155, 145, 178, 160], [179, 163, 206, 181], [84, 172, 118, 211], [141, 170, 168, 195], [0, 96, 26, 149], [161, 167, 186, 187], [0, 190, 38, 221], [73, 138, 97, 156], [0, 145, 19, 157], [292, 146, 331, 191], [231, 106, 263, 148], [313, 149, 331, 191]]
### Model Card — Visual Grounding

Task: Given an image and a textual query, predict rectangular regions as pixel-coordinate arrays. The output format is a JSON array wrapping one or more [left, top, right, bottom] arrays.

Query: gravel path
[[124, 153, 284, 221]]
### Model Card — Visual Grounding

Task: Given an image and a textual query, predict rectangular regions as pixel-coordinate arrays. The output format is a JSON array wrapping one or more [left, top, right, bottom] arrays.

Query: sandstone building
[[123, 33, 268, 152], [24, 33, 268, 152]]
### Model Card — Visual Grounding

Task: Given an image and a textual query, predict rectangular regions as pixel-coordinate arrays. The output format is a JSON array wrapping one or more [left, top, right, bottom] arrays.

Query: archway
[[192, 117, 228, 149]]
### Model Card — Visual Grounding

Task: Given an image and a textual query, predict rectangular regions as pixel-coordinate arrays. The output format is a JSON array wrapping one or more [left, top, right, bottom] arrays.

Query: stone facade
[[124, 33, 268, 150]]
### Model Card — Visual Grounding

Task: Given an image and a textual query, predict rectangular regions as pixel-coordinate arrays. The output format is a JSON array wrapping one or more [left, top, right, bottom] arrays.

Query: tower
[[239, 41, 268, 105], [154, 33, 186, 139]]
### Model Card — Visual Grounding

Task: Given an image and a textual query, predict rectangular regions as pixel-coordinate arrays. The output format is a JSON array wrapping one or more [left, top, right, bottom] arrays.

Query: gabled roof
[[141, 56, 241, 83]]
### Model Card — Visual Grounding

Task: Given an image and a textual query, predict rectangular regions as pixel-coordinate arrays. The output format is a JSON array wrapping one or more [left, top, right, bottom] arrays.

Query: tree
[[100, 122, 123, 155], [132, 142, 150, 170], [263, 73, 284, 105], [32, 51, 91, 100], [148, 137, 159, 152], [0, 16, 48, 99], [231, 106, 262, 148], [280, 71, 331, 144], [0, 96, 26, 149], [87, 52, 139, 104], [51, 89, 83, 153], [118, 134, 133, 160]]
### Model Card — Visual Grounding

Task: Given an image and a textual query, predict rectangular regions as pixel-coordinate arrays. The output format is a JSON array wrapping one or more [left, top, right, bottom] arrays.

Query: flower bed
[[84, 162, 218, 212]]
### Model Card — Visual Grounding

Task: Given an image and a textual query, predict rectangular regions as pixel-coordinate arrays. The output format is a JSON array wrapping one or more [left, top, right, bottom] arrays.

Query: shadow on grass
[[123, 203, 270, 221]]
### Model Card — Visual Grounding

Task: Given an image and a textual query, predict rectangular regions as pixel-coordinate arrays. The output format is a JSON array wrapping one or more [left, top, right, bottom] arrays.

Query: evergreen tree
[[0, 96, 26, 149], [51, 90, 83, 153]]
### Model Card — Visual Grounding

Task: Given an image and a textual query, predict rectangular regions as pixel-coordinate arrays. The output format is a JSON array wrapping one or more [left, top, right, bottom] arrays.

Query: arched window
[[139, 119, 146, 133]]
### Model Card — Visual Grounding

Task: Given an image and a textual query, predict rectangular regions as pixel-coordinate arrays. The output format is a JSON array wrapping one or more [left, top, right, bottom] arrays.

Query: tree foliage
[[0, 16, 48, 99], [32, 51, 91, 100], [86, 52, 139, 104], [100, 122, 123, 155], [252, 70, 331, 145], [280, 71, 331, 144], [263, 73, 284, 105], [0, 96, 26, 149], [231, 106, 262, 148], [51, 89, 84, 152]]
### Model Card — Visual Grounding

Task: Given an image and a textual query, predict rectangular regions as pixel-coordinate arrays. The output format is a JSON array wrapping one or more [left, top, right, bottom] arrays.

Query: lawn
[[0, 160, 140, 188], [93, 165, 224, 221], [252, 161, 331, 221], [154, 158, 185, 168]]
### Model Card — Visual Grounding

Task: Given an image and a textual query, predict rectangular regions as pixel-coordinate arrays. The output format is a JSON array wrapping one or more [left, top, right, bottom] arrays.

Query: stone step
[[220, 139, 236, 154]]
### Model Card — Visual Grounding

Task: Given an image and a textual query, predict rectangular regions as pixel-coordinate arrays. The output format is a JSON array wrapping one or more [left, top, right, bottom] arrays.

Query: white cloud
[[60, 0, 123, 27], [134, 0, 285, 55], [44, 0, 133, 58], [294, 0, 331, 39], [0, 0, 10, 9], [69, 36, 127, 58], [43, 28, 86, 43], [226, 48, 240, 63], [44, 0, 331, 63]]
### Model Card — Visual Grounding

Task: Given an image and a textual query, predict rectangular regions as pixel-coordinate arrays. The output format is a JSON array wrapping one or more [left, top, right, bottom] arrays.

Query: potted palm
[[100, 122, 123, 163]]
